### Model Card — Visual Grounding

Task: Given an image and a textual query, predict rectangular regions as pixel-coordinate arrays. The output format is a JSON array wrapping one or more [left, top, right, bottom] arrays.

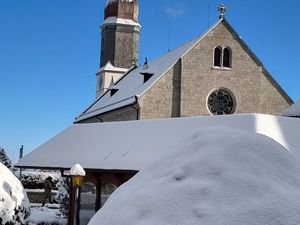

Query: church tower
[[96, 0, 141, 98]]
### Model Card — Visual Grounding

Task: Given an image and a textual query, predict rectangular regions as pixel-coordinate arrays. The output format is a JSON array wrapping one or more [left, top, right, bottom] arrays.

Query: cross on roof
[[218, 4, 226, 19]]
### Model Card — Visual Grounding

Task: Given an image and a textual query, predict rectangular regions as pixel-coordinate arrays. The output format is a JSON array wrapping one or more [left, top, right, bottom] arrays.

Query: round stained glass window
[[207, 89, 235, 115]]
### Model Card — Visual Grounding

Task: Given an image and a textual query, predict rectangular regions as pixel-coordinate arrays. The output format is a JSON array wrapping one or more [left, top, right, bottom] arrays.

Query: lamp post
[[70, 164, 86, 225]]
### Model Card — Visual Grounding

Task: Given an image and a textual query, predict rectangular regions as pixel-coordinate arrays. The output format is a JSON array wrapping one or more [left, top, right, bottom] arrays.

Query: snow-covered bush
[[0, 162, 30, 225], [0, 147, 12, 170], [17, 170, 60, 189], [88, 127, 300, 225], [55, 177, 69, 218]]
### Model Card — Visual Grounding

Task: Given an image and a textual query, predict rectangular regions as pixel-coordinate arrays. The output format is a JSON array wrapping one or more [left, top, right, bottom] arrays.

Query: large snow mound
[[0, 162, 30, 225], [89, 127, 300, 225]]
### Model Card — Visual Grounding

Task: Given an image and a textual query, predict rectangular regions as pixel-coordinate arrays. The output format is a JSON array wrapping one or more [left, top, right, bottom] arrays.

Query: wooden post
[[68, 180, 75, 225], [75, 187, 80, 225], [95, 178, 102, 211]]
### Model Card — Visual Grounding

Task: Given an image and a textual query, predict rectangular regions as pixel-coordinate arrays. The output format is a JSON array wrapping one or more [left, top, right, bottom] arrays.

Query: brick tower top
[[105, 0, 139, 22], [97, 0, 141, 98]]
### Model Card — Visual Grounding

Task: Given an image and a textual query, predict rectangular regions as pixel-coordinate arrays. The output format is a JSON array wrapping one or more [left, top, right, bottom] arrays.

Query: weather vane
[[218, 4, 226, 19]]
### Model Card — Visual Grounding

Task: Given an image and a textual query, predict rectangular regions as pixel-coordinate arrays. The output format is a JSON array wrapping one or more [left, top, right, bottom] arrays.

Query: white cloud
[[165, 5, 185, 18]]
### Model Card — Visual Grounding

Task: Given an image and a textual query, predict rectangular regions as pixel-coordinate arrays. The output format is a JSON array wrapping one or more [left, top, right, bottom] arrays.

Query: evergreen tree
[[0, 147, 12, 170], [55, 177, 70, 218]]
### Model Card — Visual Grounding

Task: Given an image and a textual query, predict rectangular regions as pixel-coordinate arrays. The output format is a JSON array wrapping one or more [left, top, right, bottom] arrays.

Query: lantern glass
[[72, 175, 85, 187]]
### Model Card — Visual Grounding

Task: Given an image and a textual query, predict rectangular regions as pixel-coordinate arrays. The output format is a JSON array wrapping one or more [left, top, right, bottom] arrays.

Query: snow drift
[[88, 127, 300, 225], [0, 162, 30, 225]]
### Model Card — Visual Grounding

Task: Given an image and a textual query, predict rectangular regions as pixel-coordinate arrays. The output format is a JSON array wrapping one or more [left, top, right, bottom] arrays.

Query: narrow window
[[214, 47, 222, 67], [223, 47, 231, 68]]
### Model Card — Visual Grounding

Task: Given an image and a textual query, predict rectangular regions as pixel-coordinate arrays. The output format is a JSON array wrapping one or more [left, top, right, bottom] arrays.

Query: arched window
[[223, 47, 231, 68], [214, 47, 222, 67]]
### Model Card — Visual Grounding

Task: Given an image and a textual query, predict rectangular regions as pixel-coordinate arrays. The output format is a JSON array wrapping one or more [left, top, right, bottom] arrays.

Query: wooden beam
[[68, 180, 75, 225]]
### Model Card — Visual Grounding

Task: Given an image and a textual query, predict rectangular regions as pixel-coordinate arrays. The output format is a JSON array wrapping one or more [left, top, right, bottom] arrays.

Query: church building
[[75, 1, 292, 124], [16, 1, 297, 225]]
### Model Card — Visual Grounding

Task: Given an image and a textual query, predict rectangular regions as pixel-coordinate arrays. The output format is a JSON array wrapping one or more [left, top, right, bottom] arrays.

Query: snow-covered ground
[[28, 204, 67, 225], [88, 127, 300, 225], [0, 163, 67, 225], [25, 189, 58, 194]]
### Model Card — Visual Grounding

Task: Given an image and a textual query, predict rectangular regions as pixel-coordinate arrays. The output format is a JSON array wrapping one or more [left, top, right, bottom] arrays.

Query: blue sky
[[0, 0, 299, 163]]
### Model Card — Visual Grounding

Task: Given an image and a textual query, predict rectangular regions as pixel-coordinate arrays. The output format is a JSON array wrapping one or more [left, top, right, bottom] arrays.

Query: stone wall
[[179, 21, 291, 116], [114, 25, 140, 68], [139, 60, 181, 119], [101, 105, 138, 122], [117, 0, 139, 22], [100, 25, 140, 69], [97, 20, 291, 122], [101, 25, 116, 68]]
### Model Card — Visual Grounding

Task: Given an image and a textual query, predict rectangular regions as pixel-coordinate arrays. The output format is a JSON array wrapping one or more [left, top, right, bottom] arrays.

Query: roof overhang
[[16, 114, 300, 171]]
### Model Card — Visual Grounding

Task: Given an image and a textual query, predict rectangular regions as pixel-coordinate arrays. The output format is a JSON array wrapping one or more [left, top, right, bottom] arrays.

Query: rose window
[[207, 89, 235, 115]]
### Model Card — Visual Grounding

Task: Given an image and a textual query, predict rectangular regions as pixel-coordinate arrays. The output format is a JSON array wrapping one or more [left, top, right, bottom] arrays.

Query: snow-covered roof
[[101, 17, 141, 28], [97, 61, 128, 74], [75, 19, 223, 123], [16, 114, 300, 171], [88, 127, 300, 225], [77, 16, 292, 122], [282, 99, 300, 117]]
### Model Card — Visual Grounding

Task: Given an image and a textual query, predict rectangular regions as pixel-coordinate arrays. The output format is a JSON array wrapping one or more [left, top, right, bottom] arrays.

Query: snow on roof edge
[[75, 65, 138, 122], [101, 17, 141, 29], [282, 99, 300, 117], [97, 61, 128, 74], [15, 114, 300, 171], [75, 96, 137, 122]]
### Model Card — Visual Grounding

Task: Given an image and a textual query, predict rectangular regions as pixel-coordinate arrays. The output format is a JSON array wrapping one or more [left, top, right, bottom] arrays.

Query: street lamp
[[70, 164, 86, 225]]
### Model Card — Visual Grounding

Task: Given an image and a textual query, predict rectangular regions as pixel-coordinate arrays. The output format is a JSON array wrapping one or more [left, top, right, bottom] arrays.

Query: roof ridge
[[138, 18, 224, 98]]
